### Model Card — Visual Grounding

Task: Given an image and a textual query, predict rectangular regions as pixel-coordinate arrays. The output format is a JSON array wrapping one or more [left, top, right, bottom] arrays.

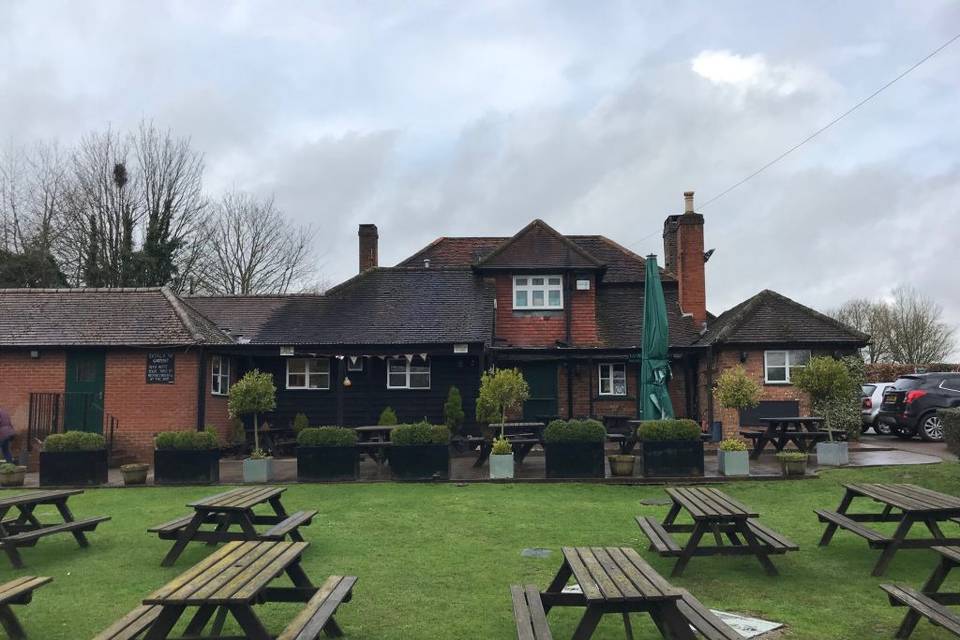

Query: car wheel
[[875, 421, 892, 436], [919, 413, 944, 442]]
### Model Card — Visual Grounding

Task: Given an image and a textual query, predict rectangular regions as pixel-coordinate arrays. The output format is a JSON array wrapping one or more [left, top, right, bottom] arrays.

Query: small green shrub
[[776, 451, 808, 462], [443, 386, 465, 434], [543, 419, 606, 443], [719, 438, 748, 452], [297, 426, 357, 447], [154, 429, 219, 450], [391, 421, 449, 446], [0, 463, 21, 474], [378, 407, 399, 426], [637, 419, 701, 442], [940, 408, 960, 456], [292, 413, 310, 434], [491, 436, 512, 455], [44, 430, 106, 452]]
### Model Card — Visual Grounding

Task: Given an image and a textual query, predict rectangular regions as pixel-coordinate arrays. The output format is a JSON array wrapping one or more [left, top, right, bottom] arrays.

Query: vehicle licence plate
[[884, 394, 897, 403]]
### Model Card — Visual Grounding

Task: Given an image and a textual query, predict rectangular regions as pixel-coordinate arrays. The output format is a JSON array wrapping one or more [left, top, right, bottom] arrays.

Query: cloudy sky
[[3, 0, 959, 335]]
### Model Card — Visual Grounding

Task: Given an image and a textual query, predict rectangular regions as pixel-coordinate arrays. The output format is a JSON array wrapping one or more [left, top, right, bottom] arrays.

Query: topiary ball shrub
[[297, 427, 358, 447], [637, 419, 701, 442], [543, 419, 606, 443], [391, 422, 449, 446], [154, 429, 220, 450], [940, 408, 960, 456], [44, 430, 106, 451]]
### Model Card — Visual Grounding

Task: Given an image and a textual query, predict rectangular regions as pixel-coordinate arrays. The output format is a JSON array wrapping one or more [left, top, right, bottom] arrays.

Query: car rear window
[[892, 377, 922, 391], [861, 384, 876, 396]]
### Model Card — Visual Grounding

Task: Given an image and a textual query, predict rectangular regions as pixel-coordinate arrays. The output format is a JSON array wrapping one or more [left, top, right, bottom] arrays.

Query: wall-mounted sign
[[280, 346, 295, 356], [576, 279, 591, 290], [453, 344, 469, 354], [146, 352, 175, 384]]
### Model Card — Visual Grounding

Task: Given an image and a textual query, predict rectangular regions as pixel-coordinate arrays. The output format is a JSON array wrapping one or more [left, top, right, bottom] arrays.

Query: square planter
[[154, 449, 220, 485], [39, 449, 108, 487], [297, 446, 359, 482], [489, 453, 514, 479], [389, 445, 449, 480], [639, 440, 705, 478], [718, 450, 749, 477], [242, 457, 274, 483], [816, 441, 849, 467], [544, 442, 605, 479]]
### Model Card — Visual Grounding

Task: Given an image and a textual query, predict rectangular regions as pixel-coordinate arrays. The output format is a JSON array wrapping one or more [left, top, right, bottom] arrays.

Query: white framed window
[[599, 363, 627, 396], [211, 355, 230, 396], [513, 275, 563, 310], [387, 356, 431, 390], [346, 357, 363, 372], [286, 358, 331, 390], [764, 350, 811, 384]]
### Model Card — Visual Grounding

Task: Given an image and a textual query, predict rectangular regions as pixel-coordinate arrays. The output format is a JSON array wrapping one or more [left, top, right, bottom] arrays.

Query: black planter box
[[39, 449, 108, 487], [544, 442, 605, 479], [297, 446, 359, 482], [154, 449, 220, 485], [639, 440, 705, 477], [389, 445, 449, 480]]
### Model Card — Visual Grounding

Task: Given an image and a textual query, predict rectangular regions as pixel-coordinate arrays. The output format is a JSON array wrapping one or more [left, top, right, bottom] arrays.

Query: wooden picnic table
[[817, 483, 960, 576], [150, 487, 315, 567], [354, 425, 397, 466], [0, 490, 110, 569], [473, 422, 544, 467], [881, 545, 960, 638], [110, 540, 356, 640], [539, 546, 696, 640], [636, 487, 797, 577], [741, 416, 841, 459]]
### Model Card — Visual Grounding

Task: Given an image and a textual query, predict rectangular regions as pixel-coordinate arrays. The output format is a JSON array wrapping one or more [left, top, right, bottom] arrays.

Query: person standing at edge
[[0, 408, 16, 464]]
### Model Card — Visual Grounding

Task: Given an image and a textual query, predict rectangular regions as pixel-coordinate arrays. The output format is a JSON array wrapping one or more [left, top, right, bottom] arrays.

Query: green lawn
[[5, 463, 960, 639]]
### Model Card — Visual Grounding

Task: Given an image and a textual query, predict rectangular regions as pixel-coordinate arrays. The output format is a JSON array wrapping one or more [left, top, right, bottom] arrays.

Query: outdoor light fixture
[[739, 351, 748, 363], [343, 376, 352, 387], [29, 350, 39, 359]]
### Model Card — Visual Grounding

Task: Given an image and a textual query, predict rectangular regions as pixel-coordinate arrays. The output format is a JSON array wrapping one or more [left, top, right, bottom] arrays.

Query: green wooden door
[[519, 362, 558, 420], [65, 351, 105, 433]]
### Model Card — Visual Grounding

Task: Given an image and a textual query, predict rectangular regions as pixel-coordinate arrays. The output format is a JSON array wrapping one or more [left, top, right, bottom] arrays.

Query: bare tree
[[831, 298, 893, 363], [198, 191, 316, 294], [0, 142, 27, 253], [884, 286, 956, 364]]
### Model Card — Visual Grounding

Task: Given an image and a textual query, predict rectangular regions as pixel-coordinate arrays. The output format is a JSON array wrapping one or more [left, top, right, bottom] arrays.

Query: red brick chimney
[[663, 191, 707, 328], [358, 224, 378, 273]]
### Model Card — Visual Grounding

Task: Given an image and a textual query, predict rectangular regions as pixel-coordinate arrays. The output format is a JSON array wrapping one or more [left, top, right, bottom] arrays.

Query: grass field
[[4, 462, 960, 639]]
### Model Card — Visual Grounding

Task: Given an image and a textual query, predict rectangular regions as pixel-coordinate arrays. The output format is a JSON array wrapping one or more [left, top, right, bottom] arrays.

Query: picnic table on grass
[[471, 422, 544, 468], [513, 546, 739, 640], [150, 487, 315, 567], [0, 490, 110, 569], [0, 576, 51, 640], [95, 540, 356, 640], [740, 416, 844, 459], [817, 483, 960, 576], [881, 545, 960, 638], [636, 487, 797, 577]]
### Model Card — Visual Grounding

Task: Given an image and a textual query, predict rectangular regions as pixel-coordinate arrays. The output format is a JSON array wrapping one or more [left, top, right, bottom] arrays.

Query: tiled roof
[[186, 268, 494, 346], [0, 287, 232, 346], [476, 219, 603, 270], [596, 285, 702, 348], [698, 289, 869, 346]]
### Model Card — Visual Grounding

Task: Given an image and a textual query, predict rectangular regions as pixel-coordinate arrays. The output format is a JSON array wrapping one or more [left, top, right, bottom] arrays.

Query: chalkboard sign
[[146, 352, 175, 384]]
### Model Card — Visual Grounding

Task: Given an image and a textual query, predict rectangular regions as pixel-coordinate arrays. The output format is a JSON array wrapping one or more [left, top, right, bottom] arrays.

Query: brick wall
[[494, 274, 598, 347], [0, 349, 66, 460], [556, 360, 688, 420]]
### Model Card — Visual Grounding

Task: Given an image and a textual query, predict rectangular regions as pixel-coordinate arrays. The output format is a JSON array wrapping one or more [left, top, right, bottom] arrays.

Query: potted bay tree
[[793, 356, 856, 467], [475, 368, 530, 480], [229, 370, 278, 483], [714, 365, 762, 440]]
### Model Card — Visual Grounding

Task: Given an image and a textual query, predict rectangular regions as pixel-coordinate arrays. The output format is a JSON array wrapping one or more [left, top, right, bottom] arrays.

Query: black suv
[[878, 373, 960, 441]]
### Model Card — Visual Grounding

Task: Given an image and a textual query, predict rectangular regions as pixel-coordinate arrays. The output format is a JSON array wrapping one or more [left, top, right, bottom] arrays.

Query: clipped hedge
[[154, 429, 220, 451], [297, 426, 358, 447], [940, 408, 960, 456], [44, 430, 106, 452], [543, 419, 606, 443], [637, 419, 701, 442], [865, 362, 960, 382], [391, 422, 449, 446]]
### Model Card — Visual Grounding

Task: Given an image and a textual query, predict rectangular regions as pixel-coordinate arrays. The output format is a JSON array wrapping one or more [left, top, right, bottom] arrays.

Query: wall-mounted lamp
[[29, 350, 40, 359], [739, 351, 748, 363]]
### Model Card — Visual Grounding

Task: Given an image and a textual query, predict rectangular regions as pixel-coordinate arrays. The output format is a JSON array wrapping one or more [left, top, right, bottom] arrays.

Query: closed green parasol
[[640, 254, 674, 420]]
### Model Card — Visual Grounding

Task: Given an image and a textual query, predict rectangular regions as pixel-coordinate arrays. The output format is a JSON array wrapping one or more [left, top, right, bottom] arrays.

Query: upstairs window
[[599, 363, 627, 396], [287, 358, 330, 390], [387, 357, 431, 389], [211, 355, 230, 396], [513, 275, 563, 310], [764, 350, 810, 384]]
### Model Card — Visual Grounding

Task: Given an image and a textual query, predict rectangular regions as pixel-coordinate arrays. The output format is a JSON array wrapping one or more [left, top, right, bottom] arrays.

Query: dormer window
[[513, 275, 563, 310]]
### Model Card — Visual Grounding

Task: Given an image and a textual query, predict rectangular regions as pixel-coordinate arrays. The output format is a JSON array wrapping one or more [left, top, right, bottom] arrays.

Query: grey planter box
[[718, 450, 749, 476], [242, 457, 274, 483], [489, 454, 514, 479], [816, 441, 849, 467]]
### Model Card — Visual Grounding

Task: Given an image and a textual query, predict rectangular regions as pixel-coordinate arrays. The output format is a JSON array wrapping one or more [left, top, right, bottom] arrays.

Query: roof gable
[[475, 219, 603, 270]]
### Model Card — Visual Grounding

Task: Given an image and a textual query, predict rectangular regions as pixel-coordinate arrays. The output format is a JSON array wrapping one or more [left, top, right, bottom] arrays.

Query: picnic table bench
[[472, 423, 545, 467], [519, 546, 739, 640], [95, 540, 356, 640], [636, 486, 797, 577], [0, 576, 51, 640], [740, 416, 845, 458], [817, 483, 960, 576], [150, 487, 315, 566], [0, 490, 110, 569], [881, 545, 960, 638]]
